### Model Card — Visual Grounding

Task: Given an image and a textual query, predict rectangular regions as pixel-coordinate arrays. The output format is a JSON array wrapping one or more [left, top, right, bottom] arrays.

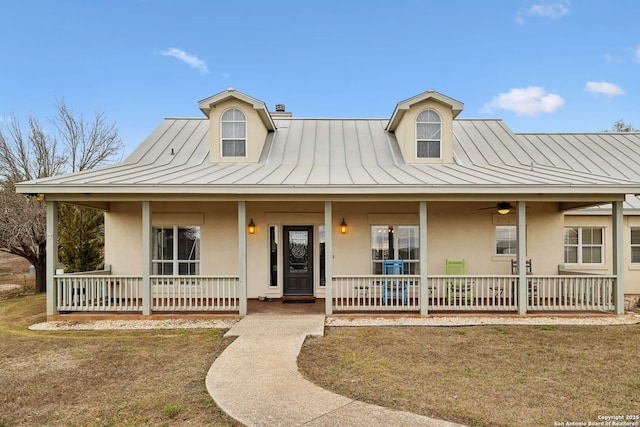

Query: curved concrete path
[[206, 313, 464, 427]]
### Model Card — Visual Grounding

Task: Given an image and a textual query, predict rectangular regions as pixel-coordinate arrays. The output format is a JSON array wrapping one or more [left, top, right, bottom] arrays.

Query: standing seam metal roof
[[16, 117, 640, 194]]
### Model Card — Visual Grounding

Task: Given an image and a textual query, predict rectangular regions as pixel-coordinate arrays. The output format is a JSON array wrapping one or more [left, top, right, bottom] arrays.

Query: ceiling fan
[[478, 201, 513, 215]]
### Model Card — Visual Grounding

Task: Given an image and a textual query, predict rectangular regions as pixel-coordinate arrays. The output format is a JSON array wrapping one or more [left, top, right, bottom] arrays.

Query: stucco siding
[[208, 98, 269, 163], [105, 200, 568, 297]]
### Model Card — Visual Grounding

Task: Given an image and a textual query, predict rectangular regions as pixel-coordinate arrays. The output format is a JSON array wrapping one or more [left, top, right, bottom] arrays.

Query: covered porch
[[45, 197, 627, 317]]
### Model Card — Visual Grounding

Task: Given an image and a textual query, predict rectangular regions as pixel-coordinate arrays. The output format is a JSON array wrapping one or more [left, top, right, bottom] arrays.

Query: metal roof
[[16, 116, 640, 197]]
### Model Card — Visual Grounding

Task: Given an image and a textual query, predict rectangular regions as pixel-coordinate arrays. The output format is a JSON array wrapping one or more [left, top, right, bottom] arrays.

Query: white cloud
[[483, 86, 565, 117], [158, 47, 209, 74], [516, 0, 570, 24], [634, 46, 640, 64], [605, 53, 622, 64], [585, 81, 625, 97], [528, 1, 570, 19]]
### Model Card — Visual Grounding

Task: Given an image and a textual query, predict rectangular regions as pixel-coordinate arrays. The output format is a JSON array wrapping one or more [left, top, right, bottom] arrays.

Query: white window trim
[[564, 226, 604, 265], [370, 225, 420, 274], [415, 108, 442, 160], [220, 107, 248, 158], [152, 225, 201, 275], [495, 225, 517, 256], [631, 227, 640, 264]]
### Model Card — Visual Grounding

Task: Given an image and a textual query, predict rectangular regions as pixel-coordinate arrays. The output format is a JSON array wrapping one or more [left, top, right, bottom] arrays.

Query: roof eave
[[15, 183, 638, 197]]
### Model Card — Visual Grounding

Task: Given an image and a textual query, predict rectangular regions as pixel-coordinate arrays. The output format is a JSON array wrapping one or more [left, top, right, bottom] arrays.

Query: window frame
[[152, 225, 201, 276], [415, 108, 442, 159], [220, 107, 247, 158], [563, 226, 604, 265], [371, 225, 419, 275], [631, 227, 640, 264], [495, 225, 517, 256]]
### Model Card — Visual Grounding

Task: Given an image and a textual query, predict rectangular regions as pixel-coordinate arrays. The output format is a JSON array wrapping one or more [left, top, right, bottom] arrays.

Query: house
[[17, 88, 640, 319]]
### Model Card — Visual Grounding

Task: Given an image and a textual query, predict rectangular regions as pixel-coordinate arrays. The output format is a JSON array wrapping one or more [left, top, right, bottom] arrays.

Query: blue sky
[[1, 0, 639, 156]]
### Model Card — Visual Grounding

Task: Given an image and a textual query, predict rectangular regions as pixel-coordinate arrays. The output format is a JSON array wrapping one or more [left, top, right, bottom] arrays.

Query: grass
[[298, 324, 640, 427], [0, 294, 241, 427], [2, 251, 640, 427]]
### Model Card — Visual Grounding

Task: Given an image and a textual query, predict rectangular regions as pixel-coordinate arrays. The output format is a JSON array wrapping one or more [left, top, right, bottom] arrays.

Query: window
[[221, 108, 247, 157], [371, 225, 419, 274], [496, 226, 517, 255], [416, 109, 441, 158], [152, 226, 200, 275], [319, 225, 326, 287], [564, 227, 603, 264], [269, 226, 278, 286], [631, 228, 640, 263]]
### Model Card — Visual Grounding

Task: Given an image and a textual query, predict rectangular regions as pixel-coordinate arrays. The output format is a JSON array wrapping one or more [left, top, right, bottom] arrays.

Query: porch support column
[[612, 200, 625, 315], [46, 201, 59, 316], [324, 201, 333, 315], [516, 201, 527, 316], [238, 201, 248, 316], [141, 201, 152, 316], [419, 201, 428, 315]]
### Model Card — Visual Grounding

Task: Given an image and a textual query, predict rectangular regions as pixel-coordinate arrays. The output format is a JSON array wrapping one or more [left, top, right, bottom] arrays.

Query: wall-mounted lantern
[[248, 219, 256, 235], [340, 218, 347, 234]]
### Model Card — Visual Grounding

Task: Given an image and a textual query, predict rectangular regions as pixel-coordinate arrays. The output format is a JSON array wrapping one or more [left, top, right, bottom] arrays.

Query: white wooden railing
[[332, 275, 615, 312], [527, 275, 614, 311], [427, 275, 517, 311], [151, 276, 239, 311], [332, 275, 421, 311], [55, 275, 239, 312], [56, 275, 143, 311]]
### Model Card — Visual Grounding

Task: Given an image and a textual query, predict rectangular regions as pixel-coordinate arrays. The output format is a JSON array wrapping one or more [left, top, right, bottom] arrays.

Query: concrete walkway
[[206, 313, 464, 427]]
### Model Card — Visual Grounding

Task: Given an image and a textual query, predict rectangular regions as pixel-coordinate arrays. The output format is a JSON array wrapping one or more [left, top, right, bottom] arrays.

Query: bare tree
[[0, 101, 123, 292], [52, 99, 123, 172]]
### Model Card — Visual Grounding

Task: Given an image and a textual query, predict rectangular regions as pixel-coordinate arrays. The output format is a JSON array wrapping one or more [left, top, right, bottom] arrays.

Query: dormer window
[[416, 109, 441, 158], [221, 108, 247, 157]]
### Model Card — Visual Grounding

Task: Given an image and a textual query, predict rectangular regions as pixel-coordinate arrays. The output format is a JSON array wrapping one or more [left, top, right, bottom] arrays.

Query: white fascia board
[[15, 183, 637, 197]]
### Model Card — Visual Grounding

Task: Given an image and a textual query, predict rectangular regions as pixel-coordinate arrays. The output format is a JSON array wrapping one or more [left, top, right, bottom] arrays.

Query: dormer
[[198, 88, 276, 163], [386, 89, 463, 164]]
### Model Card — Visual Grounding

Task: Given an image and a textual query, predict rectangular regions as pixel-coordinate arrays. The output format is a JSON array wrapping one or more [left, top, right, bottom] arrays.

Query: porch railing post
[[238, 201, 248, 316], [612, 200, 624, 314], [46, 201, 59, 316], [324, 201, 333, 315], [516, 201, 527, 315], [142, 201, 152, 315], [419, 201, 428, 315]]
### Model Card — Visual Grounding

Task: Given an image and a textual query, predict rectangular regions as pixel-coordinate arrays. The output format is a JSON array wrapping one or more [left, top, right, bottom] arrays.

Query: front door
[[283, 226, 314, 296]]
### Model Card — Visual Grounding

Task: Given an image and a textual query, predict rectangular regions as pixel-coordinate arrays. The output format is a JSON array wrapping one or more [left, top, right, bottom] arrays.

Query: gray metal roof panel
[[16, 118, 640, 195]]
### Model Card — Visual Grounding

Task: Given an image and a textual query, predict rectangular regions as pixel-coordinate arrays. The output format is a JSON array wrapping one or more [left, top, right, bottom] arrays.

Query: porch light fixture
[[497, 202, 511, 215], [248, 219, 256, 234], [29, 193, 44, 202], [340, 218, 347, 234]]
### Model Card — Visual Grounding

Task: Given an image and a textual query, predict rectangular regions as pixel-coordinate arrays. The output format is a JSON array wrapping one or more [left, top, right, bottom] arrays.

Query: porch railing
[[527, 275, 614, 311], [333, 275, 421, 311], [56, 275, 143, 312], [151, 276, 239, 311], [55, 275, 239, 312], [332, 275, 615, 312]]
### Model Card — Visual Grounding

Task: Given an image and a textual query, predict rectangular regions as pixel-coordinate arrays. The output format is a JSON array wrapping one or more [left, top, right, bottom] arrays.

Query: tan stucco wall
[[105, 200, 640, 298], [104, 201, 238, 276], [394, 99, 454, 164], [207, 98, 268, 163]]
